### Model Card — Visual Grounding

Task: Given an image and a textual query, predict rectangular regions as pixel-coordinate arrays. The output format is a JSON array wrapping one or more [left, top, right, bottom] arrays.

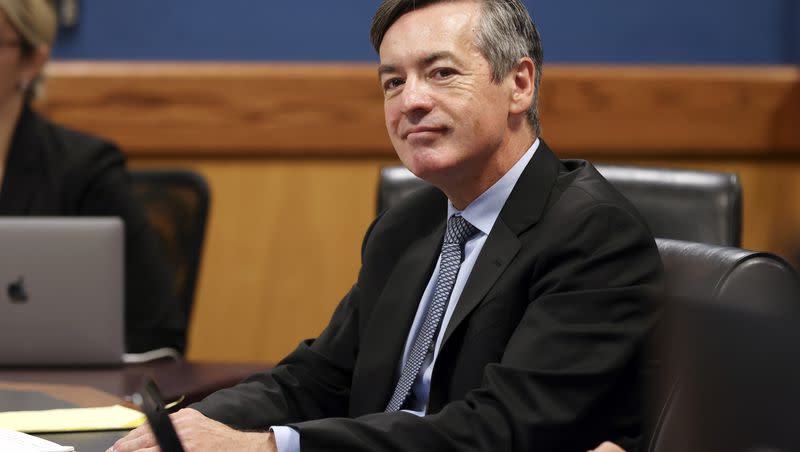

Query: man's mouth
[[403, 126, 447, 139]]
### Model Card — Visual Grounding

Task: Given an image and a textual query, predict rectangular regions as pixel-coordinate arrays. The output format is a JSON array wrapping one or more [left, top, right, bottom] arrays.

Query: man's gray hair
[[371, 0, 544, 136]]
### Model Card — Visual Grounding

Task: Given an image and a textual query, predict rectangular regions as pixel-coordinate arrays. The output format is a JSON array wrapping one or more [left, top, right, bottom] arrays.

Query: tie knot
[[444, 215, 477, 245]]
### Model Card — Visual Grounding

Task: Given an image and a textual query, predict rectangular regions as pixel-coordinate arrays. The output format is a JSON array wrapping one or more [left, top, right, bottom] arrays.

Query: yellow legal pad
[[0, 404, 145, 433]]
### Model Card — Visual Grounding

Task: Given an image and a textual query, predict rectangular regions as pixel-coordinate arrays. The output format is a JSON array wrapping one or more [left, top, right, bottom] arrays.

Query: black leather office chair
[[129, 169, 210, 349], [656, 238, 797, 314], [377, 166, 431, 214], [377, 164, 742, 246], [644, 239, 800, 452], [597, 165, 741, 247]]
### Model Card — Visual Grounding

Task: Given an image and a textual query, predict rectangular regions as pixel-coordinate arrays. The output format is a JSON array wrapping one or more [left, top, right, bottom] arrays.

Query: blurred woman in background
[[0, 0, 186, 354]]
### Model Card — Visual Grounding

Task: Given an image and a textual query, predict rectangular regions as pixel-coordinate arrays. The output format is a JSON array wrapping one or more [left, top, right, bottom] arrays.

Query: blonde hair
[[0, 0, 57, 99]]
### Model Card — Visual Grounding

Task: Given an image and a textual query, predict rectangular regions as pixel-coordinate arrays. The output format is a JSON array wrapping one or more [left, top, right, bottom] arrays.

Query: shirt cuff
[[270, 425, 300, 452]]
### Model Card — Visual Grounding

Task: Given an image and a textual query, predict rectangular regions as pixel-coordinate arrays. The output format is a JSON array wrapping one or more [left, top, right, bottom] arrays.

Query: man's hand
[[589, 441, 626, 452], [107, 408, 277, 452]]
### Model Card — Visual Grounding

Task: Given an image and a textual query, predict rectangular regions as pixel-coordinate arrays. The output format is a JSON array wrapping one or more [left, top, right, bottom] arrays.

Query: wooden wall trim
[[39, 62, 800, 157]]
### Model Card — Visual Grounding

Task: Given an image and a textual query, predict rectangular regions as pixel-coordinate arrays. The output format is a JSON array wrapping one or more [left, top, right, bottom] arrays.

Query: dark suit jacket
[[193, 141, 662, 451], [0, 105, 186, 353]]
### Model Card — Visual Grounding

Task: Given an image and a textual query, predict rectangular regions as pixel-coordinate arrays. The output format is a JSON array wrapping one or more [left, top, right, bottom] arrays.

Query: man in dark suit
[[112, 1, 659, 451]]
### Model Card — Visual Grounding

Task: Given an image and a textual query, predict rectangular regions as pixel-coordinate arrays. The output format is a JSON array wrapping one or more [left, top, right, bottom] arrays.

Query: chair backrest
[[377, 166, 430, 214], [377, 164, 742, 246], [596, 165, 741, 247], [646, 238, 800, 452], [129, 169, 210, 335]]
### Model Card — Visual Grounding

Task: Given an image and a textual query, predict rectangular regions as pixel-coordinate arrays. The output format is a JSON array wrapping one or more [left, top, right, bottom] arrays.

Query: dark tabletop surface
[[0, 360, 270, 405]]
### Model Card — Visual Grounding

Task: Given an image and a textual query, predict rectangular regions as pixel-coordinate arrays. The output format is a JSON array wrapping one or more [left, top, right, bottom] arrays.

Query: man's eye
[[383, 78, 404, 91], [433, 68, 455, 78]]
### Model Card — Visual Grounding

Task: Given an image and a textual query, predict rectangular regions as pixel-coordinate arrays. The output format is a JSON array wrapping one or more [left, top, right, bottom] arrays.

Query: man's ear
[[19, 45, 50, 89], [508, 57, 535, 115]]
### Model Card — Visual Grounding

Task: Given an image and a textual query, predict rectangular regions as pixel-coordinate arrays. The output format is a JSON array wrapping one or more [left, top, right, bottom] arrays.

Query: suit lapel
[[441, 141, 564, 346], [355, 142, 565, 411], [353, 218, 445, 414], [0, 106, 45, 214], [441, 219, 519, 345]]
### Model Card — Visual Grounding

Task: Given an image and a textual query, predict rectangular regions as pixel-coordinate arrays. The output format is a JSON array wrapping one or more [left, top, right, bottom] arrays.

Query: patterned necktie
[[385, 215, 478, 412]]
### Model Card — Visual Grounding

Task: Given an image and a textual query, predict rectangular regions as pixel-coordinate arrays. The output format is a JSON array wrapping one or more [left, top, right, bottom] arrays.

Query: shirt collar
[[447, 138, 540, 235]]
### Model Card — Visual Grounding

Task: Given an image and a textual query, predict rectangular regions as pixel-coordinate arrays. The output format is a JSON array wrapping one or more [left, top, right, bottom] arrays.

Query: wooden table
[[0, 360, 270, 451]]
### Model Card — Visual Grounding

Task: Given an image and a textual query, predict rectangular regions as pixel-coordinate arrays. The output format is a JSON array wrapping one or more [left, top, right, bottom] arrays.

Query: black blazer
[[193, 141, 662, 451], [0, 105, 186, 353]]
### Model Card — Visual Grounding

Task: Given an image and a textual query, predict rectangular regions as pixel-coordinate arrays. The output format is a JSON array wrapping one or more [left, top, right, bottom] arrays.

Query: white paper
[[0, 427, 74, 452]]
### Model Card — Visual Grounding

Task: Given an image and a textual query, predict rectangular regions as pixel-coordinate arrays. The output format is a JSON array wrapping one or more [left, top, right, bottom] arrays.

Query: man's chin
[[405, 161, 459, 186], [395, 146, 458, 181]]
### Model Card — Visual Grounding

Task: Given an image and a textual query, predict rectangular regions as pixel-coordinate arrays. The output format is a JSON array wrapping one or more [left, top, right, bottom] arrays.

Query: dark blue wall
[[51, 0, 799, 64]]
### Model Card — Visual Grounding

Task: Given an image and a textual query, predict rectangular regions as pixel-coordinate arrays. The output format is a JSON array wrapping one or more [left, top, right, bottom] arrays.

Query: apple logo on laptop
[[7, 276, 28, 303]]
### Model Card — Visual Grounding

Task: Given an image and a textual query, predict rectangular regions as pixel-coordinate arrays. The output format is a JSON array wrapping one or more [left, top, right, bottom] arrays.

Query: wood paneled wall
[[41, 63, 800, 156], [37, 62, 800, 363]]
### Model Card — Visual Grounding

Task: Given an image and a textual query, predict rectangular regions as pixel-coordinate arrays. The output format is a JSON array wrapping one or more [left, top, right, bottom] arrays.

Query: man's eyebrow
[[377, 64, 397, 78], [422, 51, 456, 66]]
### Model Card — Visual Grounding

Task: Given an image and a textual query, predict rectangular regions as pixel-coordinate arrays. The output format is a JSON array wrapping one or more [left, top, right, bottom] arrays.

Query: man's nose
[[399, 78, 434, 115]]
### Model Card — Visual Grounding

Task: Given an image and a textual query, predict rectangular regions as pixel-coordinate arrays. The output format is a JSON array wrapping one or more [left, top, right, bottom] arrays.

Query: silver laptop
[[0, 218, 124, 366]]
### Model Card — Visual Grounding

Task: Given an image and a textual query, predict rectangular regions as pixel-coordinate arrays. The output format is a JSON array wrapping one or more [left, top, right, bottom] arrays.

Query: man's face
[[378, 1, 514, 186]]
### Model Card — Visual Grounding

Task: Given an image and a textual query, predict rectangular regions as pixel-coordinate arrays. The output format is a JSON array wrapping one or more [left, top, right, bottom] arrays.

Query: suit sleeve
[[72, 144, 185, 353], [287, 202, 661, 452]]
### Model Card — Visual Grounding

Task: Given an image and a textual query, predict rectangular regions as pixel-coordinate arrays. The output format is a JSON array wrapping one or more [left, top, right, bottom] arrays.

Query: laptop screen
[[0, 217, 124, 366]]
